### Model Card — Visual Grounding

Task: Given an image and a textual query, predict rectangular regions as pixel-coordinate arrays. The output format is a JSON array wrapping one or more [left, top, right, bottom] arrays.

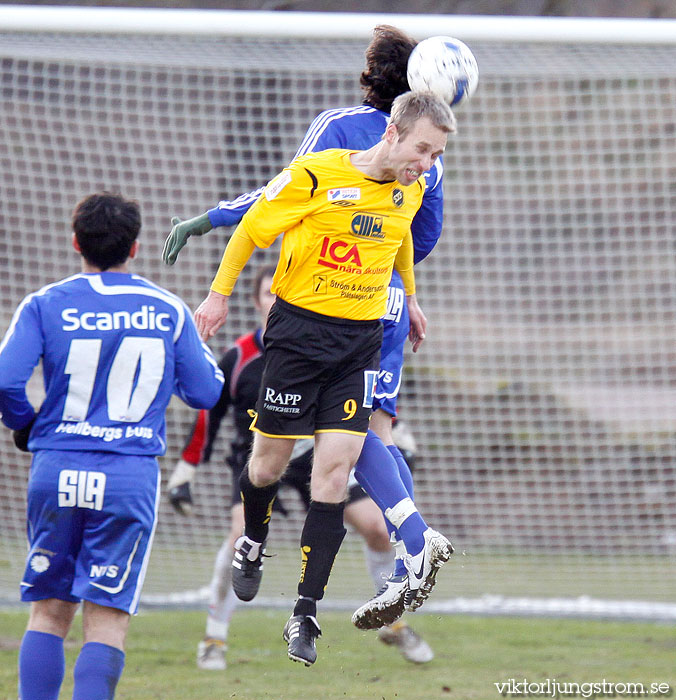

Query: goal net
[[1, 10, 675, 620]]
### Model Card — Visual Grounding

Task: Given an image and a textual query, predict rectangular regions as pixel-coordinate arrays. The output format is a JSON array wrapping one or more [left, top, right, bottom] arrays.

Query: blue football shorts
[[21, 449, 160, 614], [374, 272, 410, 417]]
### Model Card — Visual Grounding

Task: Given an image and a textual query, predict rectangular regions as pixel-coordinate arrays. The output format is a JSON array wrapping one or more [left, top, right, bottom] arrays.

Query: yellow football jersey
[[239, 149, 424, 321]]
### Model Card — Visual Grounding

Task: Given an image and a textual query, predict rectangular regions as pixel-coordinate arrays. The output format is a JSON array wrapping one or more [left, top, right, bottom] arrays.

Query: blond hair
[[389, 91, 457, 139]]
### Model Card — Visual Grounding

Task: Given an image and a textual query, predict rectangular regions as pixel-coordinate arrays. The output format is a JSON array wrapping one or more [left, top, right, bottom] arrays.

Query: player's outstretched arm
[[162, 185, 266, 265], [162, 213, 213, 265]]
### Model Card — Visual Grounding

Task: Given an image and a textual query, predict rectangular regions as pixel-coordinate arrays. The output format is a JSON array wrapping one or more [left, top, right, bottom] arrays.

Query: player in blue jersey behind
[[0, 192, 224, 700], [163, 25, 453, 642]]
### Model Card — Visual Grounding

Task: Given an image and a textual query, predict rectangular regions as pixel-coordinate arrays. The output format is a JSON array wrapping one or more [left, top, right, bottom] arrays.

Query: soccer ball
[[407, 36, 479, 108]]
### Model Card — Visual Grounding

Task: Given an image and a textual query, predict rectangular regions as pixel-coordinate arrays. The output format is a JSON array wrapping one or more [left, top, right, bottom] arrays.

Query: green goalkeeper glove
[[162, 212, 213, 265]]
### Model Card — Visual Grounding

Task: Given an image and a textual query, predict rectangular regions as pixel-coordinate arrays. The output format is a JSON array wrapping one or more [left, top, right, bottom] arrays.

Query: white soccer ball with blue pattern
[[407, 36, 479, 108]]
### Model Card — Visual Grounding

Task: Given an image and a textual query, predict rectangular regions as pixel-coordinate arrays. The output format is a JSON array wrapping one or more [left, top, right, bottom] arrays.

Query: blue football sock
[[355, 430, 427, 556], [386, 444, 414, 498], [72, 642, 125, 700], [19, 630, 65, 700]]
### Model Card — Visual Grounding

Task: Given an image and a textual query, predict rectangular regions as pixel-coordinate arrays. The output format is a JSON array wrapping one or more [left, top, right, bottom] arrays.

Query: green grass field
[[7, 540, 674, 605], [1, 608, 674, 700]]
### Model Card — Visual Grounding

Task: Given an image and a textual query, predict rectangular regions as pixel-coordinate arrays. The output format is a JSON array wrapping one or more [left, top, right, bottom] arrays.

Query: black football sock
[[238, 467, 279, 544], [293, 595, 317, 618], [297, 500, 346, 602]]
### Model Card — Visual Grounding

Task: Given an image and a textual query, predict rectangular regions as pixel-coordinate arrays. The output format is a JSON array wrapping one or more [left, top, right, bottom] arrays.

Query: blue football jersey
[[0, 272, 224, 455], [207, 104, 444, 264]]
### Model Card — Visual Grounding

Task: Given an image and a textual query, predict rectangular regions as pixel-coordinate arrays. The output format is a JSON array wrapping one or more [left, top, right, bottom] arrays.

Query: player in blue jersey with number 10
[[163, 25, 452, 633], [0, 192, 224, 700]]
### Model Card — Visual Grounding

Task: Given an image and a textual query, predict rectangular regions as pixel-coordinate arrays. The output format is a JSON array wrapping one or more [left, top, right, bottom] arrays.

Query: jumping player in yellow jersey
[[210, 149, 421, 321], [194, 91, 455, 666]]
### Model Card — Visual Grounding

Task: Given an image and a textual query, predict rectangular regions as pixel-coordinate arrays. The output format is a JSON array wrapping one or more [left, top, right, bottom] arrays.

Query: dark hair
[[72, 192, 141, 271], [251, 264, 277, 301], [360, 25, 418, 113]]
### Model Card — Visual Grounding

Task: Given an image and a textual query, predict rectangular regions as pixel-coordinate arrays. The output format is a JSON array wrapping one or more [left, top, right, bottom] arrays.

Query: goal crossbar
[[2, 5, 676, 44]]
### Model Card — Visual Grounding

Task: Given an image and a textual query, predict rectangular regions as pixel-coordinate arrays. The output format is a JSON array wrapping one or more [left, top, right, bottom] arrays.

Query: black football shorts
[[251, 299, 382, 438]]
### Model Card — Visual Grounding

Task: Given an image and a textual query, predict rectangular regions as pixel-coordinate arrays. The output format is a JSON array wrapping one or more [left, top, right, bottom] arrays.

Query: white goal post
[[1, 7, 675, 621]]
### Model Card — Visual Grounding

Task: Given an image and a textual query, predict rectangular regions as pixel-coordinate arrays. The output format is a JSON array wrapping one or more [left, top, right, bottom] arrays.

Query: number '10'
[[62, 337, 165, 422]]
